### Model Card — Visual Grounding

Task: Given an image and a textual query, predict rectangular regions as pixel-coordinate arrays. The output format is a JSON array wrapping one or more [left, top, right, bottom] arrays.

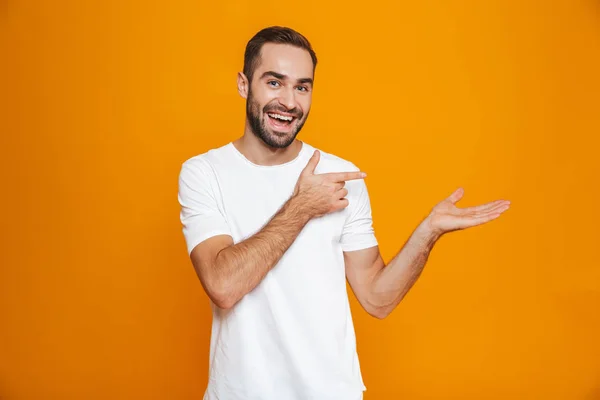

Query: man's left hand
[[425, 187, 511, 237]]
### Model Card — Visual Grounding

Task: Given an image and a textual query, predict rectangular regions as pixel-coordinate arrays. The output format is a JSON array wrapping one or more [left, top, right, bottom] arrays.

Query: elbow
[[369, 307, 390, 319], [207, 281, 239, 310], [366, 300, 393, 319], [366, 292, 406, 319], [211, 294, 234, 310], [196, 264, 238, 309]]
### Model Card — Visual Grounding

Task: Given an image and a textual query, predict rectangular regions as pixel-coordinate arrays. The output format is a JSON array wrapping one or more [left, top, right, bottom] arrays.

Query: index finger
[[320, 171, 367, 182]]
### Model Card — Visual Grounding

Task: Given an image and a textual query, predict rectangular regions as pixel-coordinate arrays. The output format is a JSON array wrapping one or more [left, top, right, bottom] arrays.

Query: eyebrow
[[259, 70, 313, 86]]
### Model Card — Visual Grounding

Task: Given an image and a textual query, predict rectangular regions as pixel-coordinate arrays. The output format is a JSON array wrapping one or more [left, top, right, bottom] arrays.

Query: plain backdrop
[[1, 0, 599, 399]]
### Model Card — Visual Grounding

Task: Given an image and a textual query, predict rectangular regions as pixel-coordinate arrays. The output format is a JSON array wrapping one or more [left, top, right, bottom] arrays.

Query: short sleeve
[[177, 159, 232, 255], [339, 170, 378, 252]]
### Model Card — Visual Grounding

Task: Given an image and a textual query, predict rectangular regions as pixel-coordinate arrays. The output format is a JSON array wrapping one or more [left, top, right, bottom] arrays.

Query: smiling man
[[178, 26, 510, 400]]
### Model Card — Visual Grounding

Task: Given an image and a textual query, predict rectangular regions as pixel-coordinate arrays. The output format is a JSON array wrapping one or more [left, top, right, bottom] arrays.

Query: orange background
[[1, 1, 599, 399]]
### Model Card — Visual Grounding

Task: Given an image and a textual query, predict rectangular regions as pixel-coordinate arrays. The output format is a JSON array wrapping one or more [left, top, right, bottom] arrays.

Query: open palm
[[427, 188, 511, 235]]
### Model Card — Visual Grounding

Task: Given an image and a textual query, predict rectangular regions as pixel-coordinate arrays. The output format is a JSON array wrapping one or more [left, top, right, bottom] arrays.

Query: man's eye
[[297, 86, 308, 92], [268, 81, 280, 87]]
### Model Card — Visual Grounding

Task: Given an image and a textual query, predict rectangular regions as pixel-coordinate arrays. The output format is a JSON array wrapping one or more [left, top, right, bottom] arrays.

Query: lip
[[266, 111, 297, 118], [266, 112, 295, 132]]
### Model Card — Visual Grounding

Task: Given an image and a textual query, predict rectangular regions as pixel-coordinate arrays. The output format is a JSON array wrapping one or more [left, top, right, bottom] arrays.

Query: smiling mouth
[[268, 112, 295, 122], [266, 112, 296, 129]]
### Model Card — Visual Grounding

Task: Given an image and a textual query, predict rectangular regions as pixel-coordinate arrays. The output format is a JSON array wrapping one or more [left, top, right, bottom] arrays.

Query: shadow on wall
[[592, 0, 600, 17], [588, 384, 600, 400]]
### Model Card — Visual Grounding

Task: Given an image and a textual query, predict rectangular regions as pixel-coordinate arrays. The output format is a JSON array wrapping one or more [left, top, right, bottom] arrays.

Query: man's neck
[[233, 133, 303, 167]]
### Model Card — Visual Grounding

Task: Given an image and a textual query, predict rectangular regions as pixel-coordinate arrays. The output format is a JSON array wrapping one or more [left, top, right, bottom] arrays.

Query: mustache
[[264, 105, 302, 119]]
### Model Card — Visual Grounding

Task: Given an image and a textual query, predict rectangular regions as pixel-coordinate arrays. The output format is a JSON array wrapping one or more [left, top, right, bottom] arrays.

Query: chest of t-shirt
[[213, 168, 346, 245]]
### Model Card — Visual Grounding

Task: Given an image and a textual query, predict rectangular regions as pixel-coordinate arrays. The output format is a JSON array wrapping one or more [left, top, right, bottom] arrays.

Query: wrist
[[287, 194, 313, 224], [417, 216, 443, 246]]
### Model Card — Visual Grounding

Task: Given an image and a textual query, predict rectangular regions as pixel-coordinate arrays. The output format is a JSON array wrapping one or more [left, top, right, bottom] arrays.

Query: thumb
[[301, 150, 320, 176], [448, 187, 465, 204]]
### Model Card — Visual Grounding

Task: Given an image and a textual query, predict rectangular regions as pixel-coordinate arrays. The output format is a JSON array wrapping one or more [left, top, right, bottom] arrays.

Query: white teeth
[[268, 113, 293, 121]]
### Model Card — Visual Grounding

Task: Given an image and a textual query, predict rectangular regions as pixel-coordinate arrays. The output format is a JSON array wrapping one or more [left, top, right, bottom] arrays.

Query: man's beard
[[246, 89, 308, 149]]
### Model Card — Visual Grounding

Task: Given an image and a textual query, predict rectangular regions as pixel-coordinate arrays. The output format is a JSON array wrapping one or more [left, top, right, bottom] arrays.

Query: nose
[[278, 86, 296, 111]]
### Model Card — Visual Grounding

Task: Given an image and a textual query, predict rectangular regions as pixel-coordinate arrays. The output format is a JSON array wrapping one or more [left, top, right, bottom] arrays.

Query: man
[[178, 26, 510, 400]]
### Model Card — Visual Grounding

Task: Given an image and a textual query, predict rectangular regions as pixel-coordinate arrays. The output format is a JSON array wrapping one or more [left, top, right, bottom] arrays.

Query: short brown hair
[[243, 26, 318, 84]]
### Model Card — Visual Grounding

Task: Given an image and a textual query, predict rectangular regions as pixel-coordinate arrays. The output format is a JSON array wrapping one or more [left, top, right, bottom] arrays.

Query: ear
[[237, 72, 249, 99]]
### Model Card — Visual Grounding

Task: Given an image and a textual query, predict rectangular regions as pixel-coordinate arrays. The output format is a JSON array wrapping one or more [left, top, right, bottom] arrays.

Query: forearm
[[212, 195, 311, 308], [370, 218, 441, 316]]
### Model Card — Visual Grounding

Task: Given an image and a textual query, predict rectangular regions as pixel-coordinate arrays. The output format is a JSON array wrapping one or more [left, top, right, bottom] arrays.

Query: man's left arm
[[344, 187, 511, 319]]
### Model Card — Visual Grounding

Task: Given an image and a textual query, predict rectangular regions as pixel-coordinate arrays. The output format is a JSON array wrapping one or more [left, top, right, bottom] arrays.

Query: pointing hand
[[293, 150, 367, 219]]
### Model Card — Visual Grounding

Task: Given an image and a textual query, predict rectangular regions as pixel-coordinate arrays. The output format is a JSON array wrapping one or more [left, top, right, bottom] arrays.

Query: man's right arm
[[186, 149, 366, 309], [190, 194, 310, 309]]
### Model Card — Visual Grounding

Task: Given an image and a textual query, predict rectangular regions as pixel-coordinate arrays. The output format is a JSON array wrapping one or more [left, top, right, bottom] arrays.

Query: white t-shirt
[[177, 141, 378, 400]]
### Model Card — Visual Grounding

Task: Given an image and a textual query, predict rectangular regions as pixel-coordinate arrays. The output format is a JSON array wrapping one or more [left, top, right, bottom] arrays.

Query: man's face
[[245, 43, 314, 149]]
